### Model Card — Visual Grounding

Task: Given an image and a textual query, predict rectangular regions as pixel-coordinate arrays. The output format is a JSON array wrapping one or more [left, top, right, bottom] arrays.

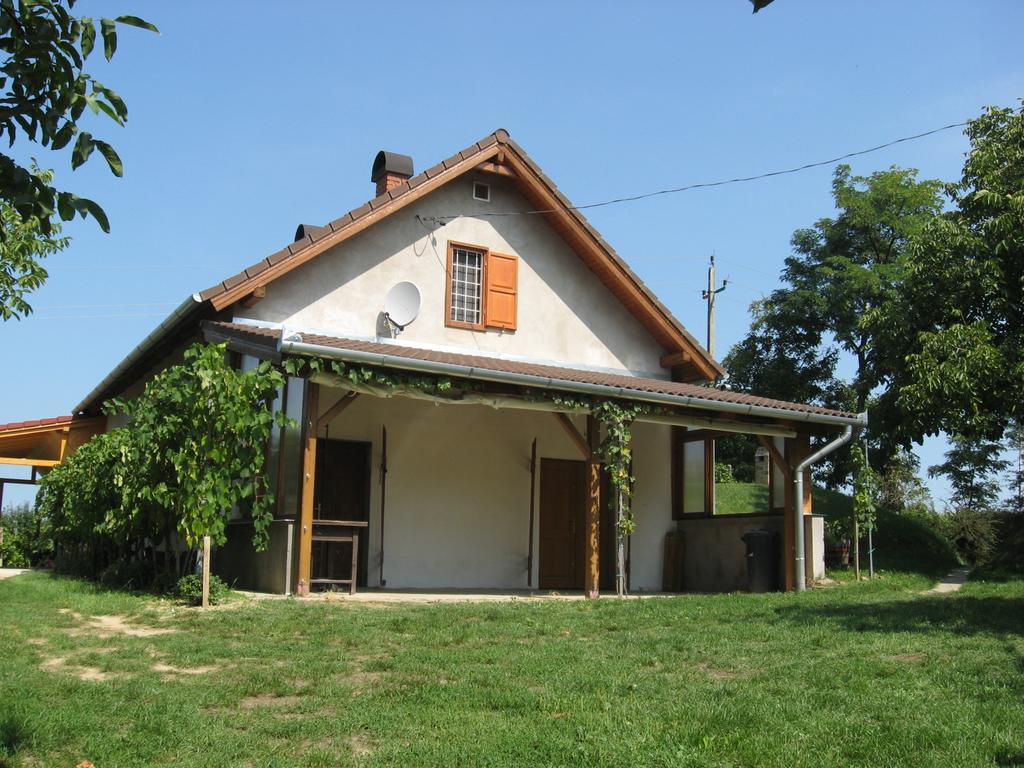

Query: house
[[1, 129, 865, 595]]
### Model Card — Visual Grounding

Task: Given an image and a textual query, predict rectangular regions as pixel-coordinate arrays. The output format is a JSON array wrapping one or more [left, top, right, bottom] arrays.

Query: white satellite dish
[[384, 281, 421, 330]]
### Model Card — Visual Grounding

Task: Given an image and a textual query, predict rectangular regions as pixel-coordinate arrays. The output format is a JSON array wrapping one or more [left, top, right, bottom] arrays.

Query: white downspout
[[793, 421, 861, 591]]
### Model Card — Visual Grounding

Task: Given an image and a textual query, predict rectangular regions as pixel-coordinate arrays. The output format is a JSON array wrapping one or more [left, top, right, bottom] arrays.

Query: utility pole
[[701, 255, 727, 517], [702, 255, 728, 357]]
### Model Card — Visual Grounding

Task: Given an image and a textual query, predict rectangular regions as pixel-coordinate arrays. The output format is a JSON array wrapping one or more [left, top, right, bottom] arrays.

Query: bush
[[176, 573, 230, 606], [0, 502, 52, 566], [714, 462, 736, 484], [939, 507, 999, 565]]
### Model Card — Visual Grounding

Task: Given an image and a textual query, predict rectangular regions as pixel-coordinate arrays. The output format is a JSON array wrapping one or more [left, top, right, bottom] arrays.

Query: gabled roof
[[77, 129, 723, 414], [197, 129, 724, 381], [203, 321, 864, 427]]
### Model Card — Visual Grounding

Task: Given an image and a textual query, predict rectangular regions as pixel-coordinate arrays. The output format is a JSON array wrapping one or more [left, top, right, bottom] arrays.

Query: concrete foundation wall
[[216, 518, 296, 594], [674, 513, 825, 592]]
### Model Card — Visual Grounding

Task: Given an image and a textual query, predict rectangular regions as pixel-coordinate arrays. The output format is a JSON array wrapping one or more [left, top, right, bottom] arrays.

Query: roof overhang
[[202, 321, 866, 431]]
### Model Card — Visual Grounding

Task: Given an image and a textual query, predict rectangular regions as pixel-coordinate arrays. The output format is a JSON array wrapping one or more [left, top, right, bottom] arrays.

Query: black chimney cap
[[294, 223, 327, 242], [371, 151, 414, 183]]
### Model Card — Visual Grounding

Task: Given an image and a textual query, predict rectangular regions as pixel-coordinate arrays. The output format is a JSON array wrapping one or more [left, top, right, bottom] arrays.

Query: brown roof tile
[[204, 322, 858, 423], [0, 415, 74, 433]]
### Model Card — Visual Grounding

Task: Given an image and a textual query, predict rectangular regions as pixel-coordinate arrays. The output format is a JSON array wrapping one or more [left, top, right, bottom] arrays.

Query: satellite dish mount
[[383, 281, 422, 336]]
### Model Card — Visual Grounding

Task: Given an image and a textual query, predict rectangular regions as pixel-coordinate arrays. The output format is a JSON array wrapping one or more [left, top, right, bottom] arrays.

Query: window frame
[[445, 240, 488, 331]]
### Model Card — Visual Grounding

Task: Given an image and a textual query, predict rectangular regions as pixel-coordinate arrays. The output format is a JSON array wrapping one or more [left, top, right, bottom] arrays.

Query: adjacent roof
[[0, 416, 74, 433], [0, 415, 105, 468], [203, 321, 863, 426]]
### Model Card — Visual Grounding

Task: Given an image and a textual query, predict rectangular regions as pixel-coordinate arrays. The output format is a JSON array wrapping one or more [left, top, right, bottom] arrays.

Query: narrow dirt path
[[0, 568, 30, 580], [930, 566, 972, 593]]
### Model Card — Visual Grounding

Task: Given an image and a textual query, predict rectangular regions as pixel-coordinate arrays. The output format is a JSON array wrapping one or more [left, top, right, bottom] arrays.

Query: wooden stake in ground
[[853, 516, 861, 581], [201, 535, 211, 608]]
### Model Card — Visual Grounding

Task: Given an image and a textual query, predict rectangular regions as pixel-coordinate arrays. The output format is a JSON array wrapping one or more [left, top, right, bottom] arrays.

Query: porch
[[206, 321, 864, 597]]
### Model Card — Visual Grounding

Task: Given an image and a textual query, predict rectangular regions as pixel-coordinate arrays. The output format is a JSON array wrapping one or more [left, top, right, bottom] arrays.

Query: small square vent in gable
[[473, 182, 490, 202]]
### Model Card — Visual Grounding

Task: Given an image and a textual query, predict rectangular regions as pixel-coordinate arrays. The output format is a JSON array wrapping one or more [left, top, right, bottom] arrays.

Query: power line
[[25, 312, 168, 321], [423, 120, 967, 222]]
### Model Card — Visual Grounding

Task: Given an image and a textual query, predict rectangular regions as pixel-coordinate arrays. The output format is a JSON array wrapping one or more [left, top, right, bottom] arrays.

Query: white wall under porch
[[314, 388, 675, 592]]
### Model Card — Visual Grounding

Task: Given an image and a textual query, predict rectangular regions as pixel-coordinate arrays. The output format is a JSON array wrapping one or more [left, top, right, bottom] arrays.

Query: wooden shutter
[[485, 252, 518, 330]]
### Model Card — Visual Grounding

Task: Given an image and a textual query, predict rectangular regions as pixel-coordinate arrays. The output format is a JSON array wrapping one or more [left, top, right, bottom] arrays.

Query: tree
[[724, 163, 944, 483], [0, 172, 68, 319], [876, 448, 932, 514], [1007, 422, 1024, 513], [869, 103, 1024, 443], [928, 433, 1009, 511], [108, 343, 288, 554], [1, 1, 157, 318]]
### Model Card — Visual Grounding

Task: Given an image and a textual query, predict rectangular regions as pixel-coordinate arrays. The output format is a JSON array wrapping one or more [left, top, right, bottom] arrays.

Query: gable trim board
[[202, 321, 865, 430]]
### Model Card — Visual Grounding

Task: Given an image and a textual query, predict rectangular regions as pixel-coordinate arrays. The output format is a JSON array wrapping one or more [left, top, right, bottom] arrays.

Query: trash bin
[[741, 529, 779, 592]]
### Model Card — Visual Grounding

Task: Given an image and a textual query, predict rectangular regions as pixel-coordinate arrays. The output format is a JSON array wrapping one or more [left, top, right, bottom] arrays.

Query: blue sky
[[3, 0, 1022, 506]]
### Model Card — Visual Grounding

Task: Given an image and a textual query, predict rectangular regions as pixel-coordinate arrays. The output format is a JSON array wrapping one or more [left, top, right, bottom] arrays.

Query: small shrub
[[714, 462, 736, 484], [176, 573, 230, 606]]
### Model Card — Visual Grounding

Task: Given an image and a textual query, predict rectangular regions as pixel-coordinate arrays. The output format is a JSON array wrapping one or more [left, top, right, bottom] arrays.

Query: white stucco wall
[[235, 173, 667, 377], [316, 389, 673, 592]]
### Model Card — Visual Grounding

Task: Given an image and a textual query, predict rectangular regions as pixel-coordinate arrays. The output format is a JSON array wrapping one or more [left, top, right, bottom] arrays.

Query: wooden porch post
[[585, 415, 601, 599], [782, 435, 811, 591], [296, 382, 319, 596]]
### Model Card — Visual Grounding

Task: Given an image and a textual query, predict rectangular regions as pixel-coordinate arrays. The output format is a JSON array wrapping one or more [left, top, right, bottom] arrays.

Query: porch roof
[[0, 415, 105, 469], [204, 321, 864, 428]]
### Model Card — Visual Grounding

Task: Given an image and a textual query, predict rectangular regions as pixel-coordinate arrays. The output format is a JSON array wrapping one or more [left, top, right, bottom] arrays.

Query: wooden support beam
[[679, 428, 730, 443], [0, 478, 39, 486], [317, 392, 359, 433], [296, 382, 319, 596], [0, 458, 60, 468], [585, 415, 601, 599], [659, 350, 692, 368], [553, 413, 589, 459], [475, 161, 517, 178], [782, 438, 795, 591], [241, 285, 267, 308], [757, 436, 791, 482]]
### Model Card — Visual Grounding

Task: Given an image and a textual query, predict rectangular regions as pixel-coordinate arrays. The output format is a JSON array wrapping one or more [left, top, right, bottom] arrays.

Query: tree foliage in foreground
[[0, 0, 157, 318], [38, 344, 288, 577], [0, 190, 68, 319]]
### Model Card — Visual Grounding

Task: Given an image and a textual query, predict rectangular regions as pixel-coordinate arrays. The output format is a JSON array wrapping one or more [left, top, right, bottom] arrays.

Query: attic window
[[445, 241, 518, 332], [473, 182, 490, 202]]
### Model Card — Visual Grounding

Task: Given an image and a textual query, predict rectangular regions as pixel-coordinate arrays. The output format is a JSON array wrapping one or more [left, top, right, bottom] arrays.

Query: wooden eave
[[0, 416, 104, 467]]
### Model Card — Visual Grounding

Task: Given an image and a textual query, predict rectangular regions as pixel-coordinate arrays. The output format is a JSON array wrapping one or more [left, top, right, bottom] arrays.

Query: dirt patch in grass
[[151, 662, 217, 678], [890, 653, 927, 663], [238, 694, 303, 709], [40, 656, 116, 682], [348, 733, 375, 758], [59, 608, 175, 638]]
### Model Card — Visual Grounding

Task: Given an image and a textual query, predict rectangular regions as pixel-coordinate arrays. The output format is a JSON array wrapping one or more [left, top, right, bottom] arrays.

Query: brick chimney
[[371, 150, 414, 197]]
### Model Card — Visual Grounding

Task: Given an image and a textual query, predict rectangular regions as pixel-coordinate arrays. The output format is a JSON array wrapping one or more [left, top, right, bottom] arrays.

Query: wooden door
[[539, 458, 586, 590], [313, 439, 371, 587]]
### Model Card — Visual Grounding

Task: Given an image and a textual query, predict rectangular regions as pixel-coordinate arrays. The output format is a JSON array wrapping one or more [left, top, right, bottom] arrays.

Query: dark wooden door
[[313, 439, 371, 587], [539, 458, 586, 589]]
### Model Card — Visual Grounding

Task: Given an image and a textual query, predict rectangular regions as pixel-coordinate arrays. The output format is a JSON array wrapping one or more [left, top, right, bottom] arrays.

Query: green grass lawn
[[3, 572, 1023, 767]]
